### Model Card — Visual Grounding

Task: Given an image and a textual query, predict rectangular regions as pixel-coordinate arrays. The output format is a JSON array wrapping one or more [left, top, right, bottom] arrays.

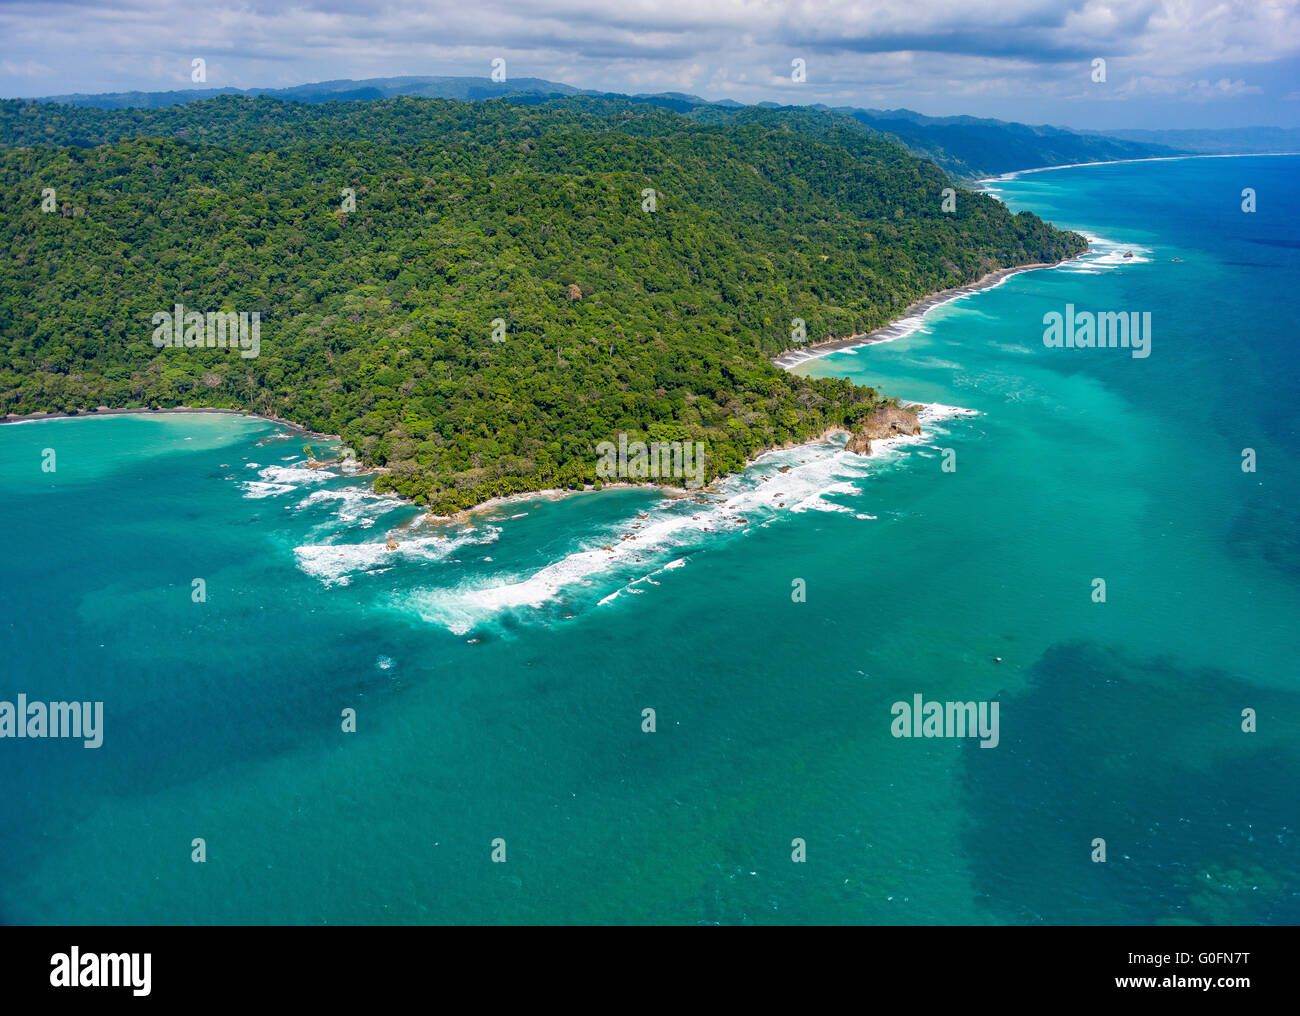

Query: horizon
[[18, 73, 1300, 140], [2, 1, 1298, 131]]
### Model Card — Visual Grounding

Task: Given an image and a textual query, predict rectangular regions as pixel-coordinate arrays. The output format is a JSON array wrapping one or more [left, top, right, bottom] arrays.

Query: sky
[[2, 0, 1298, 129]]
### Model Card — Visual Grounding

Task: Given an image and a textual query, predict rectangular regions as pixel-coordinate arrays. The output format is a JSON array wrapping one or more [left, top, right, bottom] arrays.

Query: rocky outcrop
[[845, 405, 922, 455]]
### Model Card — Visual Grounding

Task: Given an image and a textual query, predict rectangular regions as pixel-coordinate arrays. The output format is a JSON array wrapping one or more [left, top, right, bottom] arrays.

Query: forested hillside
[[839, 108, 1183, 178], [23, 73, 1184, 179], [0, 95, 1086, 511]]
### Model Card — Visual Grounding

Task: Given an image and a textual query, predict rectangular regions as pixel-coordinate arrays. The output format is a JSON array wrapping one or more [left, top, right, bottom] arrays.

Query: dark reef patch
[[961, 640, 1300, 924]]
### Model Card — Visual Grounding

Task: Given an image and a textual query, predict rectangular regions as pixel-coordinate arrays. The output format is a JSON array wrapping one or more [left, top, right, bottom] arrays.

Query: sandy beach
[[3, 257, 1064, 521], [771, 260, 1067, 370], [1, 404, 344, 443]]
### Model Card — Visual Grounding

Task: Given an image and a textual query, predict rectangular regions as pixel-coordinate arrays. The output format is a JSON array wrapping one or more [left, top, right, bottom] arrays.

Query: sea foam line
[[394, 404, 976, 634], [295, 528, 500, 588]]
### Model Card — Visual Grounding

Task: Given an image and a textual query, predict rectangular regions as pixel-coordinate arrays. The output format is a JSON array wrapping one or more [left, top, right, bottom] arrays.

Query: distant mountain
[[34, 76, 589, 109], [825, 108, 1185, 179], [1094, 126, 1300, 155], [29, 75, 1189, 178]]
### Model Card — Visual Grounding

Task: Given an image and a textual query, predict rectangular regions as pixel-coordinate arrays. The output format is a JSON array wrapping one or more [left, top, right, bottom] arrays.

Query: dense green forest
[[23, 73, 1181, 179], [0, 94, 1086, 512]]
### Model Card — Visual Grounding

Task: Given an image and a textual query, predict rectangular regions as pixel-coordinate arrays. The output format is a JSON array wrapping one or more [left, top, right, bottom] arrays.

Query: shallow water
[[1, 155, 1296, 924]]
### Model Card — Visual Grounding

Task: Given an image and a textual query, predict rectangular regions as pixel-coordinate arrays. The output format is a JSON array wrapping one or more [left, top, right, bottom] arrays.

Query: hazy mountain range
[[25, 75, 1300, 179]]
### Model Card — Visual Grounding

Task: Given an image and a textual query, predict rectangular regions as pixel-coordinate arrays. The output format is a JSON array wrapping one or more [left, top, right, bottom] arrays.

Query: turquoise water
[[1, 155, 1297, 924]]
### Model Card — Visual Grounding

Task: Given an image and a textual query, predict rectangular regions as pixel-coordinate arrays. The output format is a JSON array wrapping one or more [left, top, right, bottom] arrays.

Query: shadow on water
[[961, 640, 1300, 925], [1226, 491, 1300, 581], [0, 619, 421, 881]]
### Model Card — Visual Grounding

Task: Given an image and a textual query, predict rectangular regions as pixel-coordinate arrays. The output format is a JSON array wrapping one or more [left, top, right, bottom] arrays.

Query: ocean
[[1, 154, 1297, 925]]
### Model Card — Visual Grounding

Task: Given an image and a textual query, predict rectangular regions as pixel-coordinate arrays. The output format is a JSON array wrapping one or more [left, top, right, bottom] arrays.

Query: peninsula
[[0, 93, 1086, 513]]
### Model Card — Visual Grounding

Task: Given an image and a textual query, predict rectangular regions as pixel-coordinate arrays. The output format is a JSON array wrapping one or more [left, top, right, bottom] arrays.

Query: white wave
[[794, 497, 856, 514], [1078, 233, 1154, 269], [295, 486, 405, 527], [400, 405, 977, 633], [239, 479, 296, 499], [777, 268, 1047, 369], [237, 459, 340, 500], [843, 403, 978, 460], [295, 528, 500, 587], [258, 463, 337, 485]]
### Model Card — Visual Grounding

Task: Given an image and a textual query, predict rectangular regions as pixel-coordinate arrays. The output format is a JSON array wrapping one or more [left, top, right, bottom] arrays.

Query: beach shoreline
[[421, 423, 878, 524], [422, 481, 697, 524], [978, 150, 1300, 185], [2, 403, 859, 524], [3, 251, 1058, 521], [1, 404, 343, 443], [770, 259, 1066, 370]]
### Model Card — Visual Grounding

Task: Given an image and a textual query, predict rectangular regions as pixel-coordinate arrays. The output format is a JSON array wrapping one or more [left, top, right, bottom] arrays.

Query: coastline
[[0, 297, 1008, 524], [422, 423, 862, 524], [980, 150, 1300, 185], [776, 152, 1300, 372], [1, 401, 851, 524], [424, 481, 697, 525], [2, 250, 1079, 522], [770, 259, 1065, 370], [2, 405, 346, 444]]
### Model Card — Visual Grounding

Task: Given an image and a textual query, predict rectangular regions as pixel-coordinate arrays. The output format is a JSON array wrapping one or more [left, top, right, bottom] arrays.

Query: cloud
[[1117, 74, 1264, 101], [0, 59, 52, 79], [1187, 77, 1264, 100], [0, 0, 1296, 127]]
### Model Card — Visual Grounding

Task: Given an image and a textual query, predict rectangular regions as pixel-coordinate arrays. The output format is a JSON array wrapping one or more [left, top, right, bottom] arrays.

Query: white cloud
[[0, 0, 1295, 126]]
